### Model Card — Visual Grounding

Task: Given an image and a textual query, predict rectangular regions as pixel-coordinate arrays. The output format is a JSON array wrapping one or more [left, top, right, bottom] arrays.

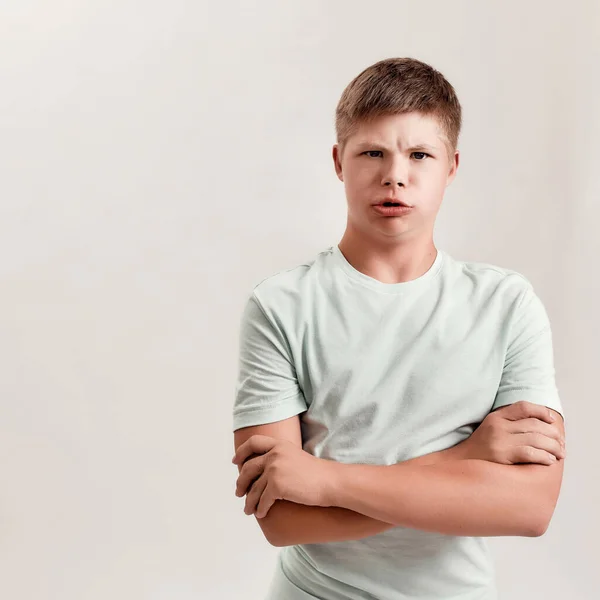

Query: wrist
[[450, 439, 471, 461], [320, 458, 346, 507]]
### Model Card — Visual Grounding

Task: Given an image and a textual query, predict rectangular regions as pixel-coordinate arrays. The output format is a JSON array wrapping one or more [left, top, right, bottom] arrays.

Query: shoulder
[[244, 246, 332, 320], [251, 247, 333, 299], [444, 252, 536, 303], [443, 253, 554, 339]]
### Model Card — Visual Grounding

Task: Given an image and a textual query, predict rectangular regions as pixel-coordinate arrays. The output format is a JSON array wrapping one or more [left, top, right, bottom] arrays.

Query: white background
[[0, 1, 597, 598]]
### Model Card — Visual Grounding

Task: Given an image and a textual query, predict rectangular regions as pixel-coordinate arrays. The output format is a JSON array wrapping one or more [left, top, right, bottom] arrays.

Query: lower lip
[[372, 204, 413, 216]]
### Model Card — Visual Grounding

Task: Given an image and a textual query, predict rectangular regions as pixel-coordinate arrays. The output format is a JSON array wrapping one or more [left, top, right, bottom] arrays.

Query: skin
[[332, 111, 459, 284]]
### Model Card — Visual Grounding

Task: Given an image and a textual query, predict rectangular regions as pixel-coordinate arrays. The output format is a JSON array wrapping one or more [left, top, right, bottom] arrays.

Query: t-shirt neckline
[[331, 244, 444, 295]]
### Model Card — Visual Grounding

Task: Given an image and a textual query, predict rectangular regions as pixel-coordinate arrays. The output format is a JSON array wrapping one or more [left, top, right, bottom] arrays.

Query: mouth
[[372, 203, 413, 216], [374, 199, 412, 208]]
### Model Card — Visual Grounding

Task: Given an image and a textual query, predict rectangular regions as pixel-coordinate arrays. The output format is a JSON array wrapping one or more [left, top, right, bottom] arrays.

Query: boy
[[231, 57, 566, 600]]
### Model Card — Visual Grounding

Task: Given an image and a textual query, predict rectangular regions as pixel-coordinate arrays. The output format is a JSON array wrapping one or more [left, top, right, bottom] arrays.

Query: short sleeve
[[491, 281, 565, 422], [232, 293, 308, 432]]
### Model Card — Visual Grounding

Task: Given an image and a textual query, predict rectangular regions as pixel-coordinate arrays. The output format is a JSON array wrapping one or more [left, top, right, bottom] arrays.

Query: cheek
[[418, 170, 446, 190], [344, 167, 369, 185], [343, 176, 369, 201], [347, 160, 375, 180]]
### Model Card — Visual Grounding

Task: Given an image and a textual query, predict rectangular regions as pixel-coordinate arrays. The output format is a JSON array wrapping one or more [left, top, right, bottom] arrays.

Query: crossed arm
[[233, 410, 565, 547], [326, 447, 563, 538]]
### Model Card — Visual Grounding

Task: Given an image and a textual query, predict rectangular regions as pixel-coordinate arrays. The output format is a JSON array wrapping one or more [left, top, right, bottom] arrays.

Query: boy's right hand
[[458, 401, 566, 465]]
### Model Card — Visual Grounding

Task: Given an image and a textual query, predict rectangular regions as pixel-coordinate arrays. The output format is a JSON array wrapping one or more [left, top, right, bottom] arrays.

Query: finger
[[255, 481, 276, 519], [506, 417, 565, 445], [239, 452, 262, 468], [236, 456, 264, 497], [233, 435, 275, 466], [233, 436, 263, 466], [512, 445, 560, 466], [245, 473, 268, 515], [512, 432, 565, 460], [500, 400, 556, 425]]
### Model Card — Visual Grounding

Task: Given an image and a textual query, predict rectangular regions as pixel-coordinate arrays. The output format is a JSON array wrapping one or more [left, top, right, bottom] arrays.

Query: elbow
[[264, 519, 294, 547], [265, 526, 294, 548], [524, 507, 554, 537], [266, 533, 283, 547], [268, 533, 287, 547], [263, 522, 286, 547], [255, 514, 284, 547], [525, 520, 549, 538], [254, 503, 290, 547]]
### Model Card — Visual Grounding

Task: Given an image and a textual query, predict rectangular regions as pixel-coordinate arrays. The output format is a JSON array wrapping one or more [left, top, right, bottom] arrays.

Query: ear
[[445, 150, 460, 186], [332, 144, 344, 182]]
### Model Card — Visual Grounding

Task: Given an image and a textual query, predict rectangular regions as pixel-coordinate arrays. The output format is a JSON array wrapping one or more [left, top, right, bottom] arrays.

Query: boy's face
[[332, 111, 459, 242]]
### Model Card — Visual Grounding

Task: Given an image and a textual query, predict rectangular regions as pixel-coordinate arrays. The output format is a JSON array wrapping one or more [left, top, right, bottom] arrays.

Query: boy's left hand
[[232, 435, 336, 518]]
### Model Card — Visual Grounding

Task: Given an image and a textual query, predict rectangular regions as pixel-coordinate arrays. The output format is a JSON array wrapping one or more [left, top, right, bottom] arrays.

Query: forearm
[[259, 443, 466, 546], [259, 500, 392, 546], [329, 457, 546, 537]]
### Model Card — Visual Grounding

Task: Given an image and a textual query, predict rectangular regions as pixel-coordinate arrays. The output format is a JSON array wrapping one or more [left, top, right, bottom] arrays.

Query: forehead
[[348, 112, 444, 149]]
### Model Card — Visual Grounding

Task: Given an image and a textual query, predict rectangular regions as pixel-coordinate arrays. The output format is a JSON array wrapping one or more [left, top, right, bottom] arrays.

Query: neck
[[337, 232, 438, 285]]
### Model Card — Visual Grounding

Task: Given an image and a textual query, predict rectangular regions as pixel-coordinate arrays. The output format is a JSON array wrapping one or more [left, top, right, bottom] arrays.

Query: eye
[[361, 151, 430, 160]]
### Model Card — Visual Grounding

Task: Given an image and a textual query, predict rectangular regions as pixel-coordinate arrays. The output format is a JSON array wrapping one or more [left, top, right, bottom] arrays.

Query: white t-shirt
[[233, 244, 564, 600]]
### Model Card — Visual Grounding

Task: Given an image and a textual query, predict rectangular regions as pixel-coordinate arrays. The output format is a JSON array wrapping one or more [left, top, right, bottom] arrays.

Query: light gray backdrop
[[0, 1, 597, 599]]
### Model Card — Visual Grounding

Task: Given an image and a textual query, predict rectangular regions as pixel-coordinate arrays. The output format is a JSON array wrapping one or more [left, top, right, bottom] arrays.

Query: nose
[[381, 156, 406, 188]]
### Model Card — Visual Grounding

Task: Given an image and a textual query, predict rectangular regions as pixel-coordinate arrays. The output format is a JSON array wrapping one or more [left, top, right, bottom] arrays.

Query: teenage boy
[[232, 57, 566, 600]]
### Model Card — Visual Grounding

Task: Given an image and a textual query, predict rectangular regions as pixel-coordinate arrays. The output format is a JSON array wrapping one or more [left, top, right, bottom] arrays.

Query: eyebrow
[[354, 141, 439, 152]]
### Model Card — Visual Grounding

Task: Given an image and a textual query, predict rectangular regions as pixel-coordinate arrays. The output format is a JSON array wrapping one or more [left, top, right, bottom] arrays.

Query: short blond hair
[[335, 57, 462, 163]]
